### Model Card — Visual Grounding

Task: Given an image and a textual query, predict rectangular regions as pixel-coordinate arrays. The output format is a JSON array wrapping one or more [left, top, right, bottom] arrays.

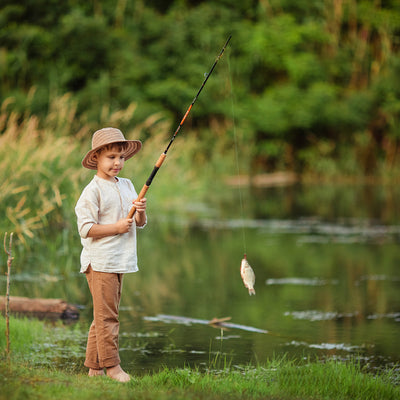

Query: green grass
[[0, 357, 399, 400], [0, 316, 399, 400]]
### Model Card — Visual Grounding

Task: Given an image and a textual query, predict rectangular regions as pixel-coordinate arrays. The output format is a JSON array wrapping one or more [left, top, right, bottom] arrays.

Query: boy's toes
[[88, 368, 105, 377]]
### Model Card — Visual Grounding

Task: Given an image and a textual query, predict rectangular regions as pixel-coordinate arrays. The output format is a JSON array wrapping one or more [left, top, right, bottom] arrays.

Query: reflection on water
[[267, 277, 339, 286], [3, 183, 400, 374], [284, 310, 359, 321], [144, 314, 268, 333]]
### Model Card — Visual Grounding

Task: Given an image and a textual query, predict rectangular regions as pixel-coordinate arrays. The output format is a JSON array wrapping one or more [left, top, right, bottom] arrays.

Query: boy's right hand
[[116, 218, 134, 234]]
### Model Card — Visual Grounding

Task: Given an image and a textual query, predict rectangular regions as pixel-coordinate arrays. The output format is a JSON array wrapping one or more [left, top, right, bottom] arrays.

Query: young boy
[[75, 127, 147, 382]]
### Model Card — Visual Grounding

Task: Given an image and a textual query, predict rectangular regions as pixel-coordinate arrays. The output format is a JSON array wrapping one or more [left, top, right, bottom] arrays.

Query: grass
[[0, 316, 399, 400], [1, 355, 399, 400]]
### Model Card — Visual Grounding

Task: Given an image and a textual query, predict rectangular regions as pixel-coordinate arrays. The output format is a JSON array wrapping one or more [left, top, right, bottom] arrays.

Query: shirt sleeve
[[75, 186, 99, 239], [137, 215, 147, 229]]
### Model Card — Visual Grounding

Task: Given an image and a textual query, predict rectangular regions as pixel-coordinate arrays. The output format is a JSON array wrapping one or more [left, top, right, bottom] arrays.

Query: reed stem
[[4, 232, 14, 358]]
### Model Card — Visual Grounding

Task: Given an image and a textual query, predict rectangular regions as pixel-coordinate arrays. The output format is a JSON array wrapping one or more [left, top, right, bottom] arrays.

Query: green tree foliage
[[0, 0, 399, 177]]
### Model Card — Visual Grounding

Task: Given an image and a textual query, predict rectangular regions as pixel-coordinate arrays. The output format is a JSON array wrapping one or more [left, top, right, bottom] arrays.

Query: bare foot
[[88, 368, 105, 377], [106, 364, 131, 383]]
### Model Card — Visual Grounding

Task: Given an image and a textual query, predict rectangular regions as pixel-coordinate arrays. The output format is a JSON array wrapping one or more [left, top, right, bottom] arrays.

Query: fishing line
[[227, 52, 247, 255], [227, 52, 256, 297]]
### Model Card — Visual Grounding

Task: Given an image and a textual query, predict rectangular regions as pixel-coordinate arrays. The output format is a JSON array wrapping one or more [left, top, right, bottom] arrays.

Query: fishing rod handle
[[127, 153, 167, 218], [127, 185, 149, 219]]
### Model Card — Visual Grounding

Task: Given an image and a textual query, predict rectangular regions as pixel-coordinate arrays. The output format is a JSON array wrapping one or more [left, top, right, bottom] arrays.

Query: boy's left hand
[[134, 197, 147, 214]]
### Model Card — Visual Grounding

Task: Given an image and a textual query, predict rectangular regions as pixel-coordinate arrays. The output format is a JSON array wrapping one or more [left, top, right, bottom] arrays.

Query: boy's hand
[[133, 197, 147, 227], [116, 218, 134, 234], [133, 197, 147, 214]]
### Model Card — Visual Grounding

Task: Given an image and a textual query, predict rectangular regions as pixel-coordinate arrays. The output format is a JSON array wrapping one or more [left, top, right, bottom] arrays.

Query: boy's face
[[94, 147, 126, 181]]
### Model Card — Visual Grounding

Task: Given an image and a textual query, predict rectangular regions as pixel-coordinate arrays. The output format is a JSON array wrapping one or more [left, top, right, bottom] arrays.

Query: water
[[4, 183, 400, 374]]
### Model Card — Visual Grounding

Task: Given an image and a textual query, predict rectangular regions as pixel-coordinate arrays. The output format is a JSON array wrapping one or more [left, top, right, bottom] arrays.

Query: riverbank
[[0, 316, 399, 400]]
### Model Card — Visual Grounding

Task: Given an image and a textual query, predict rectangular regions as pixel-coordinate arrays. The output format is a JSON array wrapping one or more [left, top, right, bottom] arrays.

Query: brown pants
[[84, 265, 123, 369]]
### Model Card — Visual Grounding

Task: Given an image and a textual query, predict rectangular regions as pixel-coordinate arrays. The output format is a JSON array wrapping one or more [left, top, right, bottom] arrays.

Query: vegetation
[[1, 0, 400, 178], [0, 316, 399, 400]]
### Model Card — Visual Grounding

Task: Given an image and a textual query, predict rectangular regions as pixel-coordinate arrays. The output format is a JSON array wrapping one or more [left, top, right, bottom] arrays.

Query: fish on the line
[[240, 254, 256, 295]]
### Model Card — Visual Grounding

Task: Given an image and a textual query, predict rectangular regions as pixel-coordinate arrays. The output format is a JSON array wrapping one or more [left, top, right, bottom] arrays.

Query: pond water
[[4, 183, 400, 375]]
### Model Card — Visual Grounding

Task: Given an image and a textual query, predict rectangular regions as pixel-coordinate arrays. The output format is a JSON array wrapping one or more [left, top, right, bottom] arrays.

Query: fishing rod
[[127, 35, 232, 218]]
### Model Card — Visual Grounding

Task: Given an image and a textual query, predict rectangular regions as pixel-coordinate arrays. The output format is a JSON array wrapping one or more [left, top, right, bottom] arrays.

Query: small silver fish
[[240, 254, 256, 295]]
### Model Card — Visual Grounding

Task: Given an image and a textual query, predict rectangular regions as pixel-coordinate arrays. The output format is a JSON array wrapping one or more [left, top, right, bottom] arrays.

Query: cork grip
[[155, 153, 166, 167], [127, 153, 167, 218], [127, 185, 149, 219]]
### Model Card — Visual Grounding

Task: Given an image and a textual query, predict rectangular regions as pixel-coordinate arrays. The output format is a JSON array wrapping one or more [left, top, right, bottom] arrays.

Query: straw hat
[[82, 127, 142, 169]]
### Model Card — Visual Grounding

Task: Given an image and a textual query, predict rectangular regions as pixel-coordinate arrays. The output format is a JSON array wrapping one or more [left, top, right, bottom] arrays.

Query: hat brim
[[82, 140, 142, 170]]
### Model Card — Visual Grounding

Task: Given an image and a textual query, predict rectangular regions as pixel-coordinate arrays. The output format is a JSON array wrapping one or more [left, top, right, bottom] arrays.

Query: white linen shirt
[[75, 175, 146, 274]]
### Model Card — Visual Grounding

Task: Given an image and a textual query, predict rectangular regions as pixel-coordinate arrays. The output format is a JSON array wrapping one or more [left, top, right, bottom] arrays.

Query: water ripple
[[174, 216, 400, 244], [266, 277, 338, 286], [287, 340, 368, 352], [284, 310, 359, 321]]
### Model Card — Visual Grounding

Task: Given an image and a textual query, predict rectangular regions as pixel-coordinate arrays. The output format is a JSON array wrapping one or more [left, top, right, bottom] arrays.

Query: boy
[[75, 127, 147, 382]]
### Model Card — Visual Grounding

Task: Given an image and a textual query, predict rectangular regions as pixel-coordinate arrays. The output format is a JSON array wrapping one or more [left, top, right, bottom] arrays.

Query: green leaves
[[0, 1, 400, 176]]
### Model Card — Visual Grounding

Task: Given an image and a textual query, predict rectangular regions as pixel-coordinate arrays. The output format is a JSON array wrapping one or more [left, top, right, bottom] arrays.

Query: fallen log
[[0, 296, 79, 320]]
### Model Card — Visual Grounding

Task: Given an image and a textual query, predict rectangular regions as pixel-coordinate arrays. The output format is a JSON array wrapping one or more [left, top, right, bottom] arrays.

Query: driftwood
[[0, 296, 79, 320], [144, 314, 268, 334]]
